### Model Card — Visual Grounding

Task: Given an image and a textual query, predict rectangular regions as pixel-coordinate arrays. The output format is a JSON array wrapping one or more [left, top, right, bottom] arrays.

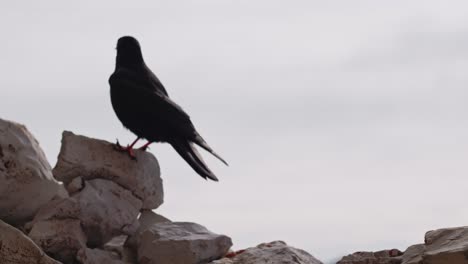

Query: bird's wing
[[142, 64, 169, 96], [110, 68, 196, 136], [110, 68, 228, 165], [149, 93, 229, 165]]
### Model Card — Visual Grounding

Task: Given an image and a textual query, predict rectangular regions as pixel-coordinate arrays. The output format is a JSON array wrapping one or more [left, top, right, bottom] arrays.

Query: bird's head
[[115, 36, 144, 68]]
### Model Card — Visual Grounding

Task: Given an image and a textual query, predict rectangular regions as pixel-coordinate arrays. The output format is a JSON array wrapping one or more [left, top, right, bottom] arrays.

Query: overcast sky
[[2, 1, 468, 262]]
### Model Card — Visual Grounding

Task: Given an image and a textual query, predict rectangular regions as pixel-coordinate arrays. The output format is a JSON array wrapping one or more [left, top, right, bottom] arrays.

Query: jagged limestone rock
[[29, 219, 86, 263], [423, 226, 468, 264], [211, 241, 323, 264], [401, 244, 424, 264], [74, 178, 142, 246], [125, 210, 171, 249], [138, 222, 232, 264], [0, 118, 65, 225], [53, 131, 163, 209], [0, 219, 62, 264]]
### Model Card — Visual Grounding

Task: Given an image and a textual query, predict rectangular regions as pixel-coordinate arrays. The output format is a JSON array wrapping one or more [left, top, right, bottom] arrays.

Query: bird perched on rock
[[109, 36, 227, 181]]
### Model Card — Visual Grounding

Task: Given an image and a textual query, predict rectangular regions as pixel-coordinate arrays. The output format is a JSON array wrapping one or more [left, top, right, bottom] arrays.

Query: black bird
[[109, 36, 227, 181]]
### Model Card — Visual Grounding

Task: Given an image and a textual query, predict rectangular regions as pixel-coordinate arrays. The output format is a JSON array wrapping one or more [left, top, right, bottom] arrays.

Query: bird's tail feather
[[171, 139, 219, 181], [193, 136, 228, 166]]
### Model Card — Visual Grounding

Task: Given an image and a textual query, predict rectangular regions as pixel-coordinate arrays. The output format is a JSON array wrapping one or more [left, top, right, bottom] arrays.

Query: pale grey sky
[[2, 1, 468, 262]]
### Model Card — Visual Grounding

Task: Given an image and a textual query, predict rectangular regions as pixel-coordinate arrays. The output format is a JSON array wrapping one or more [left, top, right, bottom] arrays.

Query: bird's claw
[[139, 145, 150, 151], [114, 140, 124, 150], [114, 140, 137, 160]]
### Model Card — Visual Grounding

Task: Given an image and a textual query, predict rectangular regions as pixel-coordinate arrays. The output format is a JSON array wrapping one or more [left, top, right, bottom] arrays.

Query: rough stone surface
[[104, 236, 138, 264], [210, 259, 234, 264], [210, 241, 323, 264], [77, 248, 124, 264], [74, 178, 142, 246], [423, 226, 468, 264], [0, 118, 65, 225], [27, 178, 142, 248], [28, 219, 87, 263], [125, 210, 171, 249], [53, 131, 163, 209], [337, 249, 403, 264], [0, 219, 62, 264], [138, 222, 232, 264], [401, 244, 424, 264], [66, 176, 84, 194], [104, 235, 128, 253], [1, 122, 332, 264], [27, 196, 81, 226]]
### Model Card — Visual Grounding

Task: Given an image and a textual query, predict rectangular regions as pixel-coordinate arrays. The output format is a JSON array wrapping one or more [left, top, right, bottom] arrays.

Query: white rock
[[401, 244, 424, 264], [125, 210, 171, 249], [211, 241, 323, 264], [137, 210, 171, 229], [28, 219, 87, 263], [0, 219, 62, 264], [26, 178, 142, 248], [104, 236, 138, 264], [53, 131, 163, 209], [66, 176, 84, 194], [27, 196, 81, 225], [138, 222, 232, 264], [104, 235, 128, 253], [337, 249, 402, 264], [423, 226, 468, 264], [75, 178, 142, 246], [77, 248, 124, 264], [0, 118, 65, 225], [210, 259, 234, 264]]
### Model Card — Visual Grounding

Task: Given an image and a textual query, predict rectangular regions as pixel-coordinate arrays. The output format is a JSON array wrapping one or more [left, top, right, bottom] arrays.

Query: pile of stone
[[337, 249, 403, 264], [336, 227, 468, 264], [210, 241, 323, 264], [0, 118, 321, 264], [5, 117, 468, 264]]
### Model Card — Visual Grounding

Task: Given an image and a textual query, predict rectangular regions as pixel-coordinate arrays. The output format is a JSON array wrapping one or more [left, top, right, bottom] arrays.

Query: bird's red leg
[[139, 141, 153, 151], [115, 137, 140, 159]]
